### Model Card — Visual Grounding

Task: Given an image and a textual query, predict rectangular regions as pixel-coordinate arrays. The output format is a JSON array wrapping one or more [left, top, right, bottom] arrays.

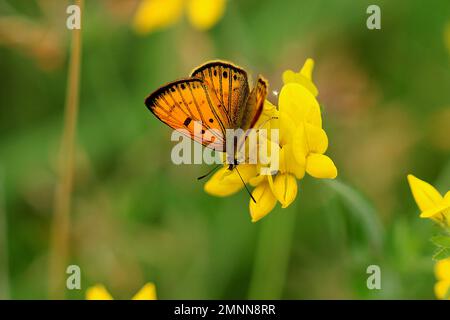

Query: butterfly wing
[[241, 76, 268, 130], [145, 78, 227, 151], [190, 61, 250, 128]]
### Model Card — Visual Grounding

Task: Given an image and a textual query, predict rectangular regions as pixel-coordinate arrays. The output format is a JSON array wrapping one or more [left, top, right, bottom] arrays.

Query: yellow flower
[[407, 174, 450, 226], [133, 0, 226, 34], [249, 181, 277, 222], [434, 258, 450, 299], [205, 59, 337, 222], [86, 283, 157, 300]]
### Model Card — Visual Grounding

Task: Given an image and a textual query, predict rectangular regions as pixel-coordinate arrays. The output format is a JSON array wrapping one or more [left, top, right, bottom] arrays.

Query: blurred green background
[[0, 0, 449, 299]]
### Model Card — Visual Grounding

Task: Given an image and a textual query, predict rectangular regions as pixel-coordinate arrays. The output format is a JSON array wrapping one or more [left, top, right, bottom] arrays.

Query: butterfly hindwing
[[145, 78, 226, 151], [191, 61, 250, 128], [241, 76, 268, 130]]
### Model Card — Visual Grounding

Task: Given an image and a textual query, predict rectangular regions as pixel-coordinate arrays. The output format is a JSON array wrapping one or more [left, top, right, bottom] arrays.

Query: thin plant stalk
[[247, 206, 297, 299], [0, 168, 10, 299], [49, 0, 83, 299]]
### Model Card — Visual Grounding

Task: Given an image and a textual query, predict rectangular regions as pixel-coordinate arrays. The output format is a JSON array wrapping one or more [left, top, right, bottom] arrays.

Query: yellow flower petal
[[204, 165, 257, 197], [279, 83, 321, 127], [292, 124, 308, 165], [257, 100, 278, 127], [420, 203, 450, 219], [204, 168, 242, 197], [223, 164, 258, 183], [279, 144, 305, 179], [434, 280, 450, 300], [271, 173, 298, 208], [435, 258, 450, 280], [306, 153, 337, 179], [249, 173, 266, 187], [278, 111, 296, 146], [86, 284, 114, 300], [132, 283, 157, 300], [304, 123, 328, 154], [282, 70, 296, 84], [282, 58, 318, 97], [133, 0, 184, 34], [250, 181, 277, 222], [300, 58, 315, 80], [186, 0, 226, 30], [407, 174, 444, 213], [445, 191, 450, 204]]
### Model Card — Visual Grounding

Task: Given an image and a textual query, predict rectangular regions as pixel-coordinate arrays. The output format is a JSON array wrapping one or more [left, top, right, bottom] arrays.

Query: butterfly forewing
[[191, 61, 250, 128], [145, 78, 226, 151]]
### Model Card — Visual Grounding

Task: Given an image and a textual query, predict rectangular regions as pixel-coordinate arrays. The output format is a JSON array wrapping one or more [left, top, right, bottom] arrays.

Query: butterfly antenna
[[197, 164, 222, 180], [235, 166, 256, 203]]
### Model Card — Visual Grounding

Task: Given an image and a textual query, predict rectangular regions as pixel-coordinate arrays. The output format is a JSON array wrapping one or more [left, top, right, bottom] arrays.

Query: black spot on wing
[[184, 117, 192, 126]]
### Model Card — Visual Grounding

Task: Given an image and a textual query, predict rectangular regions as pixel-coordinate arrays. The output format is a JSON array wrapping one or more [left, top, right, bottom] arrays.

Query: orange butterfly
[[145, 61, 268, 169]]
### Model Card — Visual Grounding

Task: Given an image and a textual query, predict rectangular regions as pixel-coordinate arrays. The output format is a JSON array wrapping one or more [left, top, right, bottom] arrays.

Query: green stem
[[247, 207, 297, 299], [49, 0, 83, 299]]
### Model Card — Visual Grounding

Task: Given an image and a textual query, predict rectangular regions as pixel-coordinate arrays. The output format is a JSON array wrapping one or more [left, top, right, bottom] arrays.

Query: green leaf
[[433, 247, 450, 261], [431, 235, 450, 248], [324, 179, 384, 251]]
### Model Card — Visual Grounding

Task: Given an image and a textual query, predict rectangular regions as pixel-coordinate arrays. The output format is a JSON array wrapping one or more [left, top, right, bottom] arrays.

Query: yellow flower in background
[[205, 59, 338, 222], [86, 283, 157, 300], [434, 258, 450, 299], [86, 284, 113, 300], [133, 0, 226, 34], [407, 174, 450, 226], [131, 283, 158, 300]]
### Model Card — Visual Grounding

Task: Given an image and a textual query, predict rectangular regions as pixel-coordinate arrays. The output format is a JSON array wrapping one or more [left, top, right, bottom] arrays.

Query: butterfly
[[145, 60, 268, 169]]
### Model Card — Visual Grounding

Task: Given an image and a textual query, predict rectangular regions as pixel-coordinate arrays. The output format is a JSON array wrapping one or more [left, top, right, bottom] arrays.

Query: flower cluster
[[205, 59, 337, 222]]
